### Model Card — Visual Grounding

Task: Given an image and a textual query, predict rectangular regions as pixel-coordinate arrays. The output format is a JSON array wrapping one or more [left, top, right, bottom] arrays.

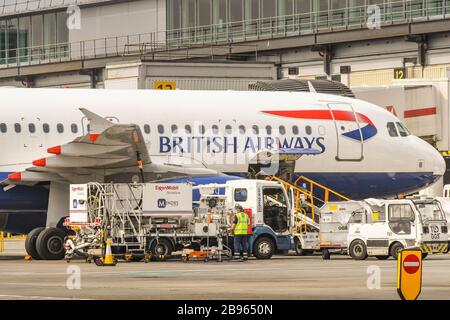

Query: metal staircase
[[267, 175, 349, 234]]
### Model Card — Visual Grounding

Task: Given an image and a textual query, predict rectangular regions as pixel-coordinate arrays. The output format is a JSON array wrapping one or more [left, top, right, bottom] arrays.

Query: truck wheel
[[322, 249, 331, 260], [253, 237, 275, 259], [150, 238, 173, 257], [36, 227, 66, 260], [375, 255, 389, 260], [390, 243, 404, 260], [349, 240, 368, 260], [294, 238, 305, 256], [25, 227, 45, 260]]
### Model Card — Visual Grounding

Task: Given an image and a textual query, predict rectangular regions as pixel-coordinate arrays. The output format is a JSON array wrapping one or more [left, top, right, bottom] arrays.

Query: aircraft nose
[[432, 149, 446, 177], [419, 137, 446, 177]]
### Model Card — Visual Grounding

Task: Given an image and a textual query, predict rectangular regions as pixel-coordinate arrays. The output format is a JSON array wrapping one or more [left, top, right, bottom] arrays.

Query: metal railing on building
[[0, 0, 449, 69]]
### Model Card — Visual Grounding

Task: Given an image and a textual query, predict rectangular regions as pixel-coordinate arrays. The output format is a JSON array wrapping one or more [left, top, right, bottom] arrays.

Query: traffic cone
[[103, 239, 116, 266]]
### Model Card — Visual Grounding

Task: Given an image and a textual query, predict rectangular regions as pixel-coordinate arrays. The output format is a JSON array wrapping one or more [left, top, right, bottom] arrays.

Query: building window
[[158, 124, 164, 134], [43, 123, 49, 133], [213, 0, 227, 26], [261, 0, 276, 18], [0, 123, 6, 133], [57, 123, 64, 133], [182, 0, 196, 29], [167, 0, 181, 30], [28, 123, 35, 133], [71, 123, 78, 134], [230, 0, 243, 22], [14, 123, 21, 133], [198, 0, 211, 26]]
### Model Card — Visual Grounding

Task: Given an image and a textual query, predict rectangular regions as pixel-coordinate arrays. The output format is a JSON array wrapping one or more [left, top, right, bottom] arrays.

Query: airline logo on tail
[[261, 110, 377, 141]]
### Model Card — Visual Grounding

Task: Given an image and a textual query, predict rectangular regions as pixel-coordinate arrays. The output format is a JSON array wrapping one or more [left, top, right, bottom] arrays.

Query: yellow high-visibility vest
[[234, 212, 249, 235]]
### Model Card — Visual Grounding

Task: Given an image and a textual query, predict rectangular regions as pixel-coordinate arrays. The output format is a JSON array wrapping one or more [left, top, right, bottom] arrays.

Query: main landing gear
[[25, 227, 66, 260]]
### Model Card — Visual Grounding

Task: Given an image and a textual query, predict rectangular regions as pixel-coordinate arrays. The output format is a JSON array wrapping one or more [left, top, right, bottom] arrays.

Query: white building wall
[[69, 0, 166, 43]]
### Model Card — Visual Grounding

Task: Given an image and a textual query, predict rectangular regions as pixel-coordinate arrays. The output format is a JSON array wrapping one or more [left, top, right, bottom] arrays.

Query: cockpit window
[[387, 122, 398, 137], [396, 122, 410, 137]]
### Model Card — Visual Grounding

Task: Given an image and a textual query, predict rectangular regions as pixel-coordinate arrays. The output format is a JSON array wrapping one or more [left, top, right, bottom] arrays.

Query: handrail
[[294, 175, 350, 203], [0, 0, 448, 68], [268, 174, 349, 233]]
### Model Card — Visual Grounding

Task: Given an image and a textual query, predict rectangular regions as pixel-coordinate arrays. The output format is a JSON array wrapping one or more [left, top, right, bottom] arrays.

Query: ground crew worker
[[232, 204, 249, 261]]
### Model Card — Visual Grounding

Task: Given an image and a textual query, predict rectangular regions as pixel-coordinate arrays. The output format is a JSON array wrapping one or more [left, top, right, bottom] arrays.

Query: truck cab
[[224, 180, 295, 259]]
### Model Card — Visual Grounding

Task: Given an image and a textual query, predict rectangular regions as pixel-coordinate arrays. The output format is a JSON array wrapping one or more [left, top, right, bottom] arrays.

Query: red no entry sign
[[403, 254, 421, 274]]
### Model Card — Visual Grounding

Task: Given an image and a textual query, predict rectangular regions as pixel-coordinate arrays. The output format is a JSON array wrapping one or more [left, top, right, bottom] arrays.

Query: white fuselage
[[0, 88, 444, 199]]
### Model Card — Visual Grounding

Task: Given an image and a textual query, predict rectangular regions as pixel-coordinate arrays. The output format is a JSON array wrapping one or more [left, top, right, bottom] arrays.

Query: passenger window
[[158, 125, 164, 134], [396, 122, 410, 137], [239, 125, 246, 134], [43, 123, 50, 133], [234, 188, 248, 202], [252, 125, 259, 135], [292, 126, 299, 135], [0, 123, 6, 133], [185, 125, 191, 134], [171, 124, 178, 134], [388, 204, 415, 235], [57, 123, 64, 133], [318, 125, 325, 136], [279, 125, 286, 135], [71, 124, 78, 134], [266, 125, 272, 135], [212, 125, 219, 134], [14, 123, 21, 133], [144, 124, 150, 134], [225, 125, 232, 134], [305, 125, 312, 135], [28, 123, 36, 133], [387, 122, 398, 137], [199, 125, 205, 135]]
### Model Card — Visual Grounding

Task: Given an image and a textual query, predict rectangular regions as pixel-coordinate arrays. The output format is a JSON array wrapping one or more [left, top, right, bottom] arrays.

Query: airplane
[[0, 87, 444, 260]]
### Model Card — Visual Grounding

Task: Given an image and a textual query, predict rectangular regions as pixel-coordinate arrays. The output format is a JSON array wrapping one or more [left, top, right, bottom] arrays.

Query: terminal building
[[0, 0, 450, 192]]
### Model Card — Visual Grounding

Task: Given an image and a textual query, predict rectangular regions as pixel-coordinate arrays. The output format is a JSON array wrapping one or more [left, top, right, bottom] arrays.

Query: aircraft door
[[327, 103, 363, 161]]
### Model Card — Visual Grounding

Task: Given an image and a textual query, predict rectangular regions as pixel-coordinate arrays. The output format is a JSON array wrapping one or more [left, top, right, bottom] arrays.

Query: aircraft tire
[[36, 227, 66, 260], [25, 227, 46, 260]]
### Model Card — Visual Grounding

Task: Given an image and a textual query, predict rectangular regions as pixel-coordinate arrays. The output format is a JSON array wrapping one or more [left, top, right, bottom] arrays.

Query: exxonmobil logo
[[261, 109, 378, 141]]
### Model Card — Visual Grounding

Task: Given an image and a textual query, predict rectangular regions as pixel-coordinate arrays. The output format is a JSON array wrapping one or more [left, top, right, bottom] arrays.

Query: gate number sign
[[397, 248, 422, 300], [153, 81, 176, 90]]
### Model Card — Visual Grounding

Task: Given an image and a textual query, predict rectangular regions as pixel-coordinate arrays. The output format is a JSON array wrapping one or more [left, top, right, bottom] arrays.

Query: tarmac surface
[[1, 240, 450, 300]]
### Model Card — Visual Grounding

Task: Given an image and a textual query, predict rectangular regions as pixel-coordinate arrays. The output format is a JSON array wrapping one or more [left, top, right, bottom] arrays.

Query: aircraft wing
[[2, 108, 218, 185]]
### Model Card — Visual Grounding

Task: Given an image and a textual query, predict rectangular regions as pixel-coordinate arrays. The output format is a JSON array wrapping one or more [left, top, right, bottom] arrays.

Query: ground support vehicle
[[319, 198, 448, 260], [64, 179, 313, 261]]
